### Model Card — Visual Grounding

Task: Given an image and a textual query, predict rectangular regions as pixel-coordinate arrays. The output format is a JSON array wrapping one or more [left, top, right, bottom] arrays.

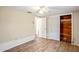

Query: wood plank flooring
[[5, 38, 79, 52]]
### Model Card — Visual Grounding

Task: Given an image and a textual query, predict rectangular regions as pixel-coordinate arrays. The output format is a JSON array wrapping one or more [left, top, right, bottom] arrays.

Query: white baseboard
[[71, 41, 79, 46], [0, 35, 35, 52]]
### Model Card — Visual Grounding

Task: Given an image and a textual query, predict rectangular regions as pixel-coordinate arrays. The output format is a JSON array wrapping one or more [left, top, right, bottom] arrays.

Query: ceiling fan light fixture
[[38, 10, 44, 14], [31, 6, 48, 15]]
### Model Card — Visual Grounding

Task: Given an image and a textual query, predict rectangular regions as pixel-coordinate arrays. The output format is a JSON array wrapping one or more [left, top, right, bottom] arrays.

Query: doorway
[[60, 14, 72, 43], [35, 17, 47, 38]]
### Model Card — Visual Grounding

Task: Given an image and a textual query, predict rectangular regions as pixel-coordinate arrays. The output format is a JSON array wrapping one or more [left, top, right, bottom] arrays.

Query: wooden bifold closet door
[[60, 15, 71, 43]]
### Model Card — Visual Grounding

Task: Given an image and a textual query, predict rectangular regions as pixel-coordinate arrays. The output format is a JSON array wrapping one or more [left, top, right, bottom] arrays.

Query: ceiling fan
[[31, 6, 48, 14]]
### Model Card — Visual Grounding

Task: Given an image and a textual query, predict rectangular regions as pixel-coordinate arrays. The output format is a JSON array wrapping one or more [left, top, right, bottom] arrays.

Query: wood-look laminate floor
[[5, 38, 79, 52]]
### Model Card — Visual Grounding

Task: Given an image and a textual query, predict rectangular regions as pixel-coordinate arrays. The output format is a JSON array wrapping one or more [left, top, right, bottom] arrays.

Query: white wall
[[72, 11, 79, 46], [47, 15, 60, 40], [35, 16, 60, 40]]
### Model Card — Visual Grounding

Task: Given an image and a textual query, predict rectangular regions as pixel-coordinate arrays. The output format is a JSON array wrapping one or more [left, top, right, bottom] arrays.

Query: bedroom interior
[[0, 6, 79, 52]]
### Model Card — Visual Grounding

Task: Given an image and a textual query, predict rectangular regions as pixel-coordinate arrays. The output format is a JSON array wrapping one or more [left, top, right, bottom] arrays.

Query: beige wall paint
[[0, 7, 35, 43]]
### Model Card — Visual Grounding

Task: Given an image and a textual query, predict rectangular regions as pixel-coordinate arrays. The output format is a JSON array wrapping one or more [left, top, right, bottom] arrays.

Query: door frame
[[59, 13, 73, 43]]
